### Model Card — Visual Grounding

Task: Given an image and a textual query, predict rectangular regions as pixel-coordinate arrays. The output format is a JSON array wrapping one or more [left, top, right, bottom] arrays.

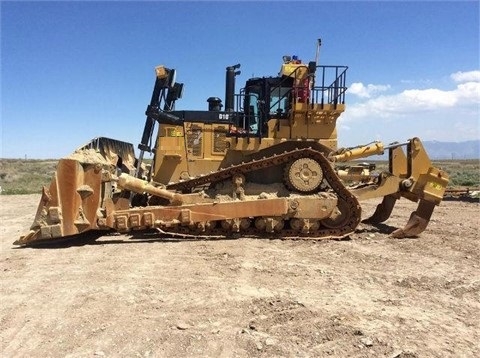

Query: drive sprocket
[[284, 157, 323, 193]]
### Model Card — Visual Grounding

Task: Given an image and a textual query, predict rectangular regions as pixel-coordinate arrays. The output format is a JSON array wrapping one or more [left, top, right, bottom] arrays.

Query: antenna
[[315, 38, 322, 66]]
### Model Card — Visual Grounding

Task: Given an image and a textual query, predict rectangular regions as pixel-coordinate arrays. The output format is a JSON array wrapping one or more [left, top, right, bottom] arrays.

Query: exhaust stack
[[225, 64, 241, 112]]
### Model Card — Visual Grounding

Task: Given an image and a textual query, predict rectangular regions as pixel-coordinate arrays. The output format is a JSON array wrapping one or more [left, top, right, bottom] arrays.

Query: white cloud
[[456, 81, 480, 102], [349, 82, 390, 98], [450, 70, 480, 83], [397, 88, 458, 108], [400, 78, 433, 86], [345, 71, 480, 120], [339, 70, 480, 144]]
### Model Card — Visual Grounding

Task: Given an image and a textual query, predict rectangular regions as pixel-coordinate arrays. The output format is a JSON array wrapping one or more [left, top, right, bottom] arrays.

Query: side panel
[[152, 124, 188, 184], [185, 123, 229, 177], [289, 103, 343, 150], [152, 122, 230, 183]]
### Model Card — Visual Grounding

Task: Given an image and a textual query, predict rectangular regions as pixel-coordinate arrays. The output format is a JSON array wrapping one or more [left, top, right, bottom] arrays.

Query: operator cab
[[232, 55, 311, 138], [242, 76, 294, 135]]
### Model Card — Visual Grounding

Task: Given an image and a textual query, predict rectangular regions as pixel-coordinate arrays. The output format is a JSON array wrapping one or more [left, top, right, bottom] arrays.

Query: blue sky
[[1, 1, 479, 159]]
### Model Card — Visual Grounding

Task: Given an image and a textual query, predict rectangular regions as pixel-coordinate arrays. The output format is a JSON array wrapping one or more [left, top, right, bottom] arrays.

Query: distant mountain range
[[422, 140, 479, 160]]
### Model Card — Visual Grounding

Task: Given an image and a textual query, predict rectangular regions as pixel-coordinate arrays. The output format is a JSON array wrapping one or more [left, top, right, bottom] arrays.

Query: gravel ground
[[1, 194, 479, 357]]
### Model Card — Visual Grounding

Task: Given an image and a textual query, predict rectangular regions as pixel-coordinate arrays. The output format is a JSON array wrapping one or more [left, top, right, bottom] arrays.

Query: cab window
[[270, 86, 290, 117], [245, 86, 261, 133]]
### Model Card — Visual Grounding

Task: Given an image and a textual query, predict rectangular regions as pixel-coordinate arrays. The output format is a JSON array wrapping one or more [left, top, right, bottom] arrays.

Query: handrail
[[229, 64, 348, 139], [313, 65, 348, 108], [270, 64, 348, 111]]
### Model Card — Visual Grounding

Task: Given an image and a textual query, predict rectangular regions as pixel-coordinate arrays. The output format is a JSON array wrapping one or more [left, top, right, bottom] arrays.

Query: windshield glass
[[270, 86, 290, 116], [245, 86, 261, 133]]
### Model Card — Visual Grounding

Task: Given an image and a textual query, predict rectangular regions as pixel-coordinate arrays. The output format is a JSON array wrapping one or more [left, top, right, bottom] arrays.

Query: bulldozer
[[15, 40, 449, 246]]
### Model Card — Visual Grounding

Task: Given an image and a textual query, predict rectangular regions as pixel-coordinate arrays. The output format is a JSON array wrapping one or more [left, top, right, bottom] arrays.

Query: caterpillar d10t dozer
[[15, 41, 449, 246]]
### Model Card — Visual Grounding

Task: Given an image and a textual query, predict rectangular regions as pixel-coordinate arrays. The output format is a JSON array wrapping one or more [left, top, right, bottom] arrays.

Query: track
[[163, 148, 362, 240]]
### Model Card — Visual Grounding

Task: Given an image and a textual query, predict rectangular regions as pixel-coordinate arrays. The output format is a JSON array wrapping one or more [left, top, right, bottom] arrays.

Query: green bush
[[0, 158, 478, 195], [0, 159, 57, 194], [345, 159, 479, 188]]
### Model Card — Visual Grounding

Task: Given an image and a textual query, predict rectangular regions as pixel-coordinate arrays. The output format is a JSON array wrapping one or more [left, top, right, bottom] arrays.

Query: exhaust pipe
[[225, 64, 241, 112]]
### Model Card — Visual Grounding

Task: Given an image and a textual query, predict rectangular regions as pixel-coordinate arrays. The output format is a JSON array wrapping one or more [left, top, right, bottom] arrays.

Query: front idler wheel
[[321, 200, 350, 229]]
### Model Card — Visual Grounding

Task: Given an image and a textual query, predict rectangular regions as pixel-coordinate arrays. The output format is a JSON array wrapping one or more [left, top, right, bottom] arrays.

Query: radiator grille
[[213, 127, 227, 153]]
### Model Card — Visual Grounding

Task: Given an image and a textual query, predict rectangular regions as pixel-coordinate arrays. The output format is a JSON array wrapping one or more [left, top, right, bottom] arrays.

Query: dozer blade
[[14, 137, 136, 247], [362, 194, 398, 224], [391, 199, 435, 238], [14, 157, 105, 246]]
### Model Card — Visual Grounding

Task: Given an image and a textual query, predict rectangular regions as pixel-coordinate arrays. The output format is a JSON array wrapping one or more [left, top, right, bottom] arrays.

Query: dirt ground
[[1, 194, 479, 357]]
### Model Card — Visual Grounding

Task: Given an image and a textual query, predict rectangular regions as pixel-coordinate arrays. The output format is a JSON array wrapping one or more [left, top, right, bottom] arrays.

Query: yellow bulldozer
[[15, 40, 449, 246]]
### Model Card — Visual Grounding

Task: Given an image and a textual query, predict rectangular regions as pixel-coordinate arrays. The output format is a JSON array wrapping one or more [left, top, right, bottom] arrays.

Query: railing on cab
[[312, 65, 348, 109], [229, 64, 348, 139], [269, 64, 348, 111]]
